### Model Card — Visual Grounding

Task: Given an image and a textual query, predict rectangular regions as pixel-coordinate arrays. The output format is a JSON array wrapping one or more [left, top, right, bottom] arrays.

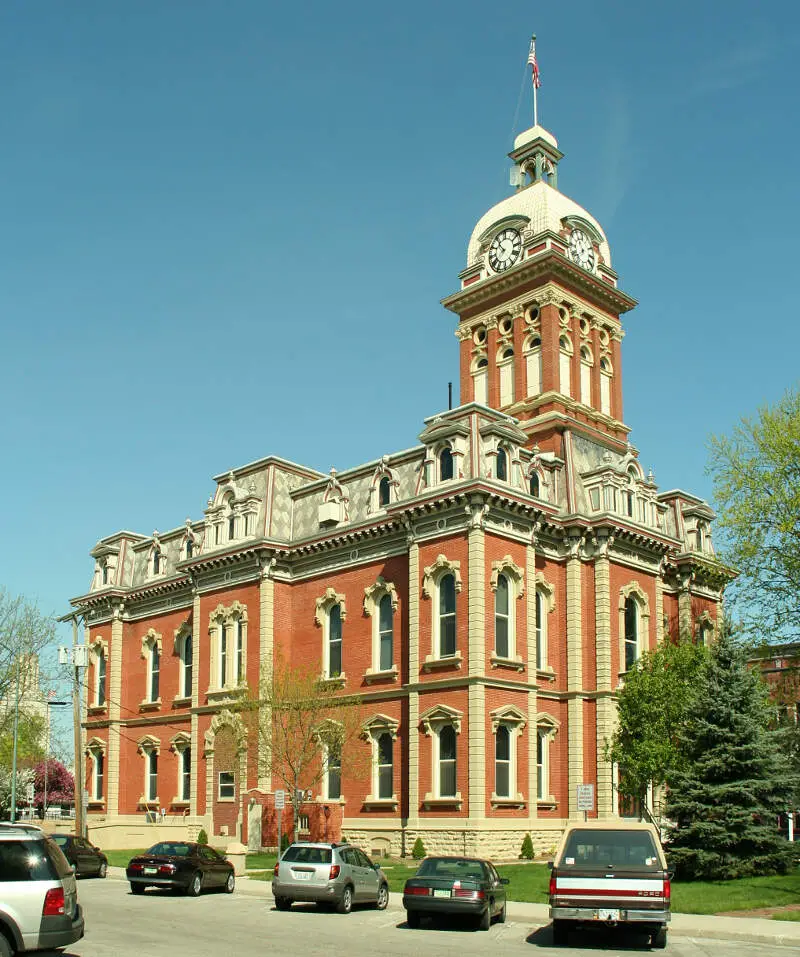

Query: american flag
[[46, 689, 58, 700], [527, 37, 541, 89]]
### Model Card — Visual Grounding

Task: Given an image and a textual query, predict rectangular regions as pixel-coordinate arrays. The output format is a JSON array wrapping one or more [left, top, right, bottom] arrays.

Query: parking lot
[[57, 876, 797, 957]]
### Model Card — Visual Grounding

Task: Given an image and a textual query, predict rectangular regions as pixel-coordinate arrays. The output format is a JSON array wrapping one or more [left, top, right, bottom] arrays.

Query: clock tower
[[442, 125, 637, 456]]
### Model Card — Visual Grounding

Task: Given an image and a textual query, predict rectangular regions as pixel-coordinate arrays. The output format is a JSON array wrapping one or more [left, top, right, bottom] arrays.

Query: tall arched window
[[377, 732, 393, 799], [93, 751, 104, 801], [234, 620, 244, 684], [600, 357, 612, 416], [152, 548, 161, 575], [185, 538, 194, 559], [439, 446, 454, 482], [559, 335, 572, 397], [180, 633, 193, 698], [327, 604, 343, 678], [624, 596, 639, 671], [496, 448, 508, 482], [101, 563, 109, 585], [378, 476, 391, 507], [495, 574, 510, 659], [580, 346, 593, 405], [378, 593, 393, 672], [498, 348, 515, 406], [180, 747, 191, 801], [529, 472, 540, 497], [495, 726, 511, 797], [325, 744, 342, 799], [524, 335, 542, 397], [472, 357, 488, 405], [146, 751, 158, 801], [96, 650, 106, 706], [535, 590, 547, 670], [219, 623, 228, 686], [149, 645, 160, 702], [438, 725, 457, 797], [438, 574, 457, 657]]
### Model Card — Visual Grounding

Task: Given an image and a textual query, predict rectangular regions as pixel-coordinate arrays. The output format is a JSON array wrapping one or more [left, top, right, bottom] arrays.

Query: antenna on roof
[[448, 382, 453, 410]]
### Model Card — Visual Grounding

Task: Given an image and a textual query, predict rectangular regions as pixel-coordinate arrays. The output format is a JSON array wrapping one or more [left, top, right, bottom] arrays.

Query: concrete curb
[[105, 868, 800, 946]]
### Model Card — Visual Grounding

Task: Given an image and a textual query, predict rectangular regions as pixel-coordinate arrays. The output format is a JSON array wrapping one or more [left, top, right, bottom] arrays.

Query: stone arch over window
[[420, 705, 463, 805], [137, 734, 161, 805], [85, 736, 107, 802], [559, 333, 573, 398], [579, 344, 594, 406], [523, 334, 542, 397], [203, 709, 248, 825], [368, 457, 397, 512], [422, 555, 462, 662], [148, 535, 165, 578], [364, 577, 399, 675], [315, 587, 347, 681], [208, 601, 249, 691], [490, 705, 527, 804], [362, 714, 400, 805], [491, 556, 524, 663], [497, 345, 515, 406], [534, 574, 556, 672], [436, 443, 455, 482], [536, 713, 559, 804], [619, 582, 651, 673], [88, 636, 108, 707], [170, 731, 192, 803], [471, 354, 489, 405], [599, 356, 613, 416], [141, 629, 162, 703], [173, 621, 193, 700]]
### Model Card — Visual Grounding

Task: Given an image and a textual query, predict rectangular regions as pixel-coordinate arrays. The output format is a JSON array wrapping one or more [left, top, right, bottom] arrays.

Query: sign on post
[[274, 790, 285, 859], [274, 789, 285, 809], [576, 784, 594, 819]]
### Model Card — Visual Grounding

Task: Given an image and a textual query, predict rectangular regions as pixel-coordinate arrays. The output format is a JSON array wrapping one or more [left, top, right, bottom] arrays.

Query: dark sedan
[[126, 841, 235, 896], [403, 856, 509, 930], [51, 833, 108, 878]]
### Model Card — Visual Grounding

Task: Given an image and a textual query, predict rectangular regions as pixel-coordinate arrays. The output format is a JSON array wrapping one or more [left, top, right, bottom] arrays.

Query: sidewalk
[[107, 868, 800, 946]]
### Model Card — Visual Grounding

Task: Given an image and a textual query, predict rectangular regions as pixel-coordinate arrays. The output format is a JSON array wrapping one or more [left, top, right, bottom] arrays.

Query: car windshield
[[560, 830, 660, 868], [416, 858, 486, 881], [281, 845, 332, 864], [146, 843, 191, 857]]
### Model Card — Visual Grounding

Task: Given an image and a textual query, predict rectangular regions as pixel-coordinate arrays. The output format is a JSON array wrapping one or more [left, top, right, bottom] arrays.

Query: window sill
[[172, 696, 192, 707], [138, 797, 160, 807], [491, 794, 526, 809], [317, 674, 347, 690], [422, 793, 463, 809], [536, 668, 556, 682], [87, 705, 108, 716], [491, 655, 525, 673], [139, 699, 162, 712], [87, 800, 105, 809], [206, 686, 247, 702], [315, 797, 346, 806], [363, 666, 398, 684], [363, 797, 398, 810], [537, 797, 557, 810], [170, 799, 190, 807], [422, 653, 462, 672], [217, 796, 236, 803]]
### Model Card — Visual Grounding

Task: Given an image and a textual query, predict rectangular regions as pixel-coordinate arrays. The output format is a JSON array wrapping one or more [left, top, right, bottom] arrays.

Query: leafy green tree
[[666, 627, 796, 879], [520, 833, 534, 860], [411, 837, 426, 859], [708, 388, 800, 642], [607, 635, 707, 813]]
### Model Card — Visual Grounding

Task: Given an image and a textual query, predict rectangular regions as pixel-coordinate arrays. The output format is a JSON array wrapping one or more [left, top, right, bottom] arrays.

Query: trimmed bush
[[197, 828, 209, 845], [411, 837, 426, 860], [520, 833, 534, 860]]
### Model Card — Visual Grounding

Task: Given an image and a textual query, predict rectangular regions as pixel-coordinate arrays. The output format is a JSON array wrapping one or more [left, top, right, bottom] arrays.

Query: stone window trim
[[490, 706, 527, 806], [169, 732, 191, 753], [534, 574, 556, 672], [88, 637, 108, 709], [363, 577, 398, 677], [491, 556, 525, 665], [141, 628, 162, 705], [422, 555, 462, 664], [536, 714, 559, 806], [137, 734, 161, 806], [85, 738, 107, 804], [420, 707, 462, 807], [315, 587, 347, 625], [361, 714, 399, 807], [368, 458, 399, 513], [315, 724, 344, 802], [208, 601, 249, 692], [618, 582, 650, 677], [315, 588, 346, 682], [169, 732, 192, 804], [174, 621, 193, 700]]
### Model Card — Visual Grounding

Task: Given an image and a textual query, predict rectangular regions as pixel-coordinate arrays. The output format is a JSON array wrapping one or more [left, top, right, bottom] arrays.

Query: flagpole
[[532, 34, 538, 126]]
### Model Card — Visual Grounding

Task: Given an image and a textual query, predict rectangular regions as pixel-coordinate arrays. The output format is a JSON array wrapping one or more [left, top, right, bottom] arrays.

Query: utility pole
[[72, 616, 84, 839], [10, 654, 21, 823]]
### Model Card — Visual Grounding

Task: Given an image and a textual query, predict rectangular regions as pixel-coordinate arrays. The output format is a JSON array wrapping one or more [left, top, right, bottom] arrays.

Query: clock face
[[488, 228, 522, 273], [568, 228, 596, 271]]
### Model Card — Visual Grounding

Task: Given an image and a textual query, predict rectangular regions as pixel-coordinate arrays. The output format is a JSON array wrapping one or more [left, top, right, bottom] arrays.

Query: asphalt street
[[57, 877, 799, 957]]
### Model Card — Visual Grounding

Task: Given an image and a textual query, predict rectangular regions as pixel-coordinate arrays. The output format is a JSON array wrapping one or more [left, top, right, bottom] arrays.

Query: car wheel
[[0, 931, 12, 957], [98, 861, 108, 879], [225, 872, 235, 894], [375, 883, 389, 910], [552, 920, 569, 946], [478, 906, 491, 931], [186, 872, 203, 897], [651, 927, 668, 949], [275, 896, 292, 911], [406, 910, 420, 929], [131, 883, 145, 895], [337, 885, 353, 914], [497, 900, 507, 924]]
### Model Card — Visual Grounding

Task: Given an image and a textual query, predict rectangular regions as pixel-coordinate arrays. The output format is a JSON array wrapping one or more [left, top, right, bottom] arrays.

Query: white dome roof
[[466, 180, 612, 270]]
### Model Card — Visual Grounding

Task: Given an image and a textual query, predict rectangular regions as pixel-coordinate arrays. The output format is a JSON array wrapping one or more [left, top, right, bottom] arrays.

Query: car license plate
[[144, 867, 157, 875], [433, 889, 451, 898], [597, 908, 619, 921], [293, 871, 312, 881]]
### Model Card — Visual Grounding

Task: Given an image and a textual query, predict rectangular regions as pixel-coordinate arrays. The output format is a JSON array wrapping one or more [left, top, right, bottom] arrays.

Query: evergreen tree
[[666, 627, 796, 879]]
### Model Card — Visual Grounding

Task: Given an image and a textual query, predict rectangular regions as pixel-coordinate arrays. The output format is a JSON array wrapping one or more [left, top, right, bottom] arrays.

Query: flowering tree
[[33, 758, 74, 811]]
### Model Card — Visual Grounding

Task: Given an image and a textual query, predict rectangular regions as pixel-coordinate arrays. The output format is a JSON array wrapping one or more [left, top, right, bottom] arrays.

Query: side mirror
[[500, 878, 510, 885]]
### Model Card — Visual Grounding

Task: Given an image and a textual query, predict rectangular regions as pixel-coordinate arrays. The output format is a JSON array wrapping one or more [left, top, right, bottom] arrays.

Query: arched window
[[96, 650, 106, 706], [228, 514, 236, 540], [439, 446, 454, 482], [524, 335, 542, 397], [219, 623, 228, 687], [580, 346, 593, 406], [438, 725, 457, 797], [101, 563, 109, 586], [624, 596, 639, 671], [148, 645, 160, 702], [496, 448, 508, 482], [438, 574, 457, 657], [529, 472, 540, 497], [152, 548, 161, 575], [378, 476, 391, 507], [495, 726, 511, 798], [180, 633, 193, 698], [93, 751, 104, 801], [495, 573, 510, 659], [498, 347, 515, 406], [559, 335, 572, 398], [472, 356, 489, 405], [147, 751, 158, 802], [185, 539, 193, 559], [377, 732, 393, 800], [325, 744, 342, 800], [695, 525, 704, 552], [600, 357, 612, 416], [235, 620, 244, 684], [535, 590, 547, 670], [327, 604, 343, 678], [180, 747, 191, 801], [378, 593, 393, 672]]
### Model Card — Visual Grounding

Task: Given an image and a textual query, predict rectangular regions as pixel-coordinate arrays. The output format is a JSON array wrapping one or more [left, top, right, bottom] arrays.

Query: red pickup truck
[[548, 821, 671, 949]]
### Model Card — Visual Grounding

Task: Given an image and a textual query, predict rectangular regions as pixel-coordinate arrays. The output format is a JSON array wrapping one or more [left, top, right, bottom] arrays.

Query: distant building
[[0, 654, 49, 755], [71, 120, 731, 855]]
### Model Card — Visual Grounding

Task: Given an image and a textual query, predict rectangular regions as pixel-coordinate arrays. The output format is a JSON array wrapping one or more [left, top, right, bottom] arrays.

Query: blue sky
[[2, 0, 799, 685]]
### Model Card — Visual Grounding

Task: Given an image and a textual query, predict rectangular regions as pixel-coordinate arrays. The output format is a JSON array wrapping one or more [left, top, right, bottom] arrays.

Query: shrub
[[520, 833, 534, 860], [197, 828, 208, 845], [411, 837, 426, 860]]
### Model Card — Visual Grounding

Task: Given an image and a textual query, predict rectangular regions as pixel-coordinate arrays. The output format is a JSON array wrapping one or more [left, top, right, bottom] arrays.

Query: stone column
[[258, 560, 275, 790], [566, 539, 583, 819], [678, 572, 693, 639], [106, 606, 124, 818], [594, 539, 614, 818], [467, 501, 487, 820], [407, 531, 420, 829], [190, 588, 201, 819], [526, 531, 538, 823]]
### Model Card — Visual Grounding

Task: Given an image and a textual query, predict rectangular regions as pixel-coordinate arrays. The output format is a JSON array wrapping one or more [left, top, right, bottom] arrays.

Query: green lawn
[[773, 910, 800, 921]]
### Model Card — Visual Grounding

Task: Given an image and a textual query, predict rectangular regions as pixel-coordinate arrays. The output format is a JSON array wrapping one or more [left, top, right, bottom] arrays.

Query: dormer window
[[439, 447, 454, 482], [152, 549, 161, 575], [378, 476, 391, 507], [185, 539, 193, 559], [529, 473, 540, 497], [496, 448, 508, 482], [101, 563, 109, 586]]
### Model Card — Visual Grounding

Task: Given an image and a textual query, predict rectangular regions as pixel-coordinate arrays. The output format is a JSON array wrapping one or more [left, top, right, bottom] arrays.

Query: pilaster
[[258, 565, 275, 789], [190, 589, 201, 818], [526, 537, 538, 823], [468, 683, 486, 818], [594, 547, 614, 817], [106, 609, 123, 817], [467, 508, 486, 678], [407, 535, 420, 827], [566, 547, 583, 818], [655, 571, 665, 645]]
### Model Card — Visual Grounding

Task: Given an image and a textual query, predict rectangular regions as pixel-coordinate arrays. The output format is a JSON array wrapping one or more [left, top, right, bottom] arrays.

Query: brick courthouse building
[[71, 123, 729, 855]]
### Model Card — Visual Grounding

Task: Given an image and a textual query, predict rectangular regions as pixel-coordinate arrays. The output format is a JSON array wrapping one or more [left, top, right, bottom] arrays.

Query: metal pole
[[10, 654, 21, 823], [72, 617, 84, 839], [43, 704, 49, 820]]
